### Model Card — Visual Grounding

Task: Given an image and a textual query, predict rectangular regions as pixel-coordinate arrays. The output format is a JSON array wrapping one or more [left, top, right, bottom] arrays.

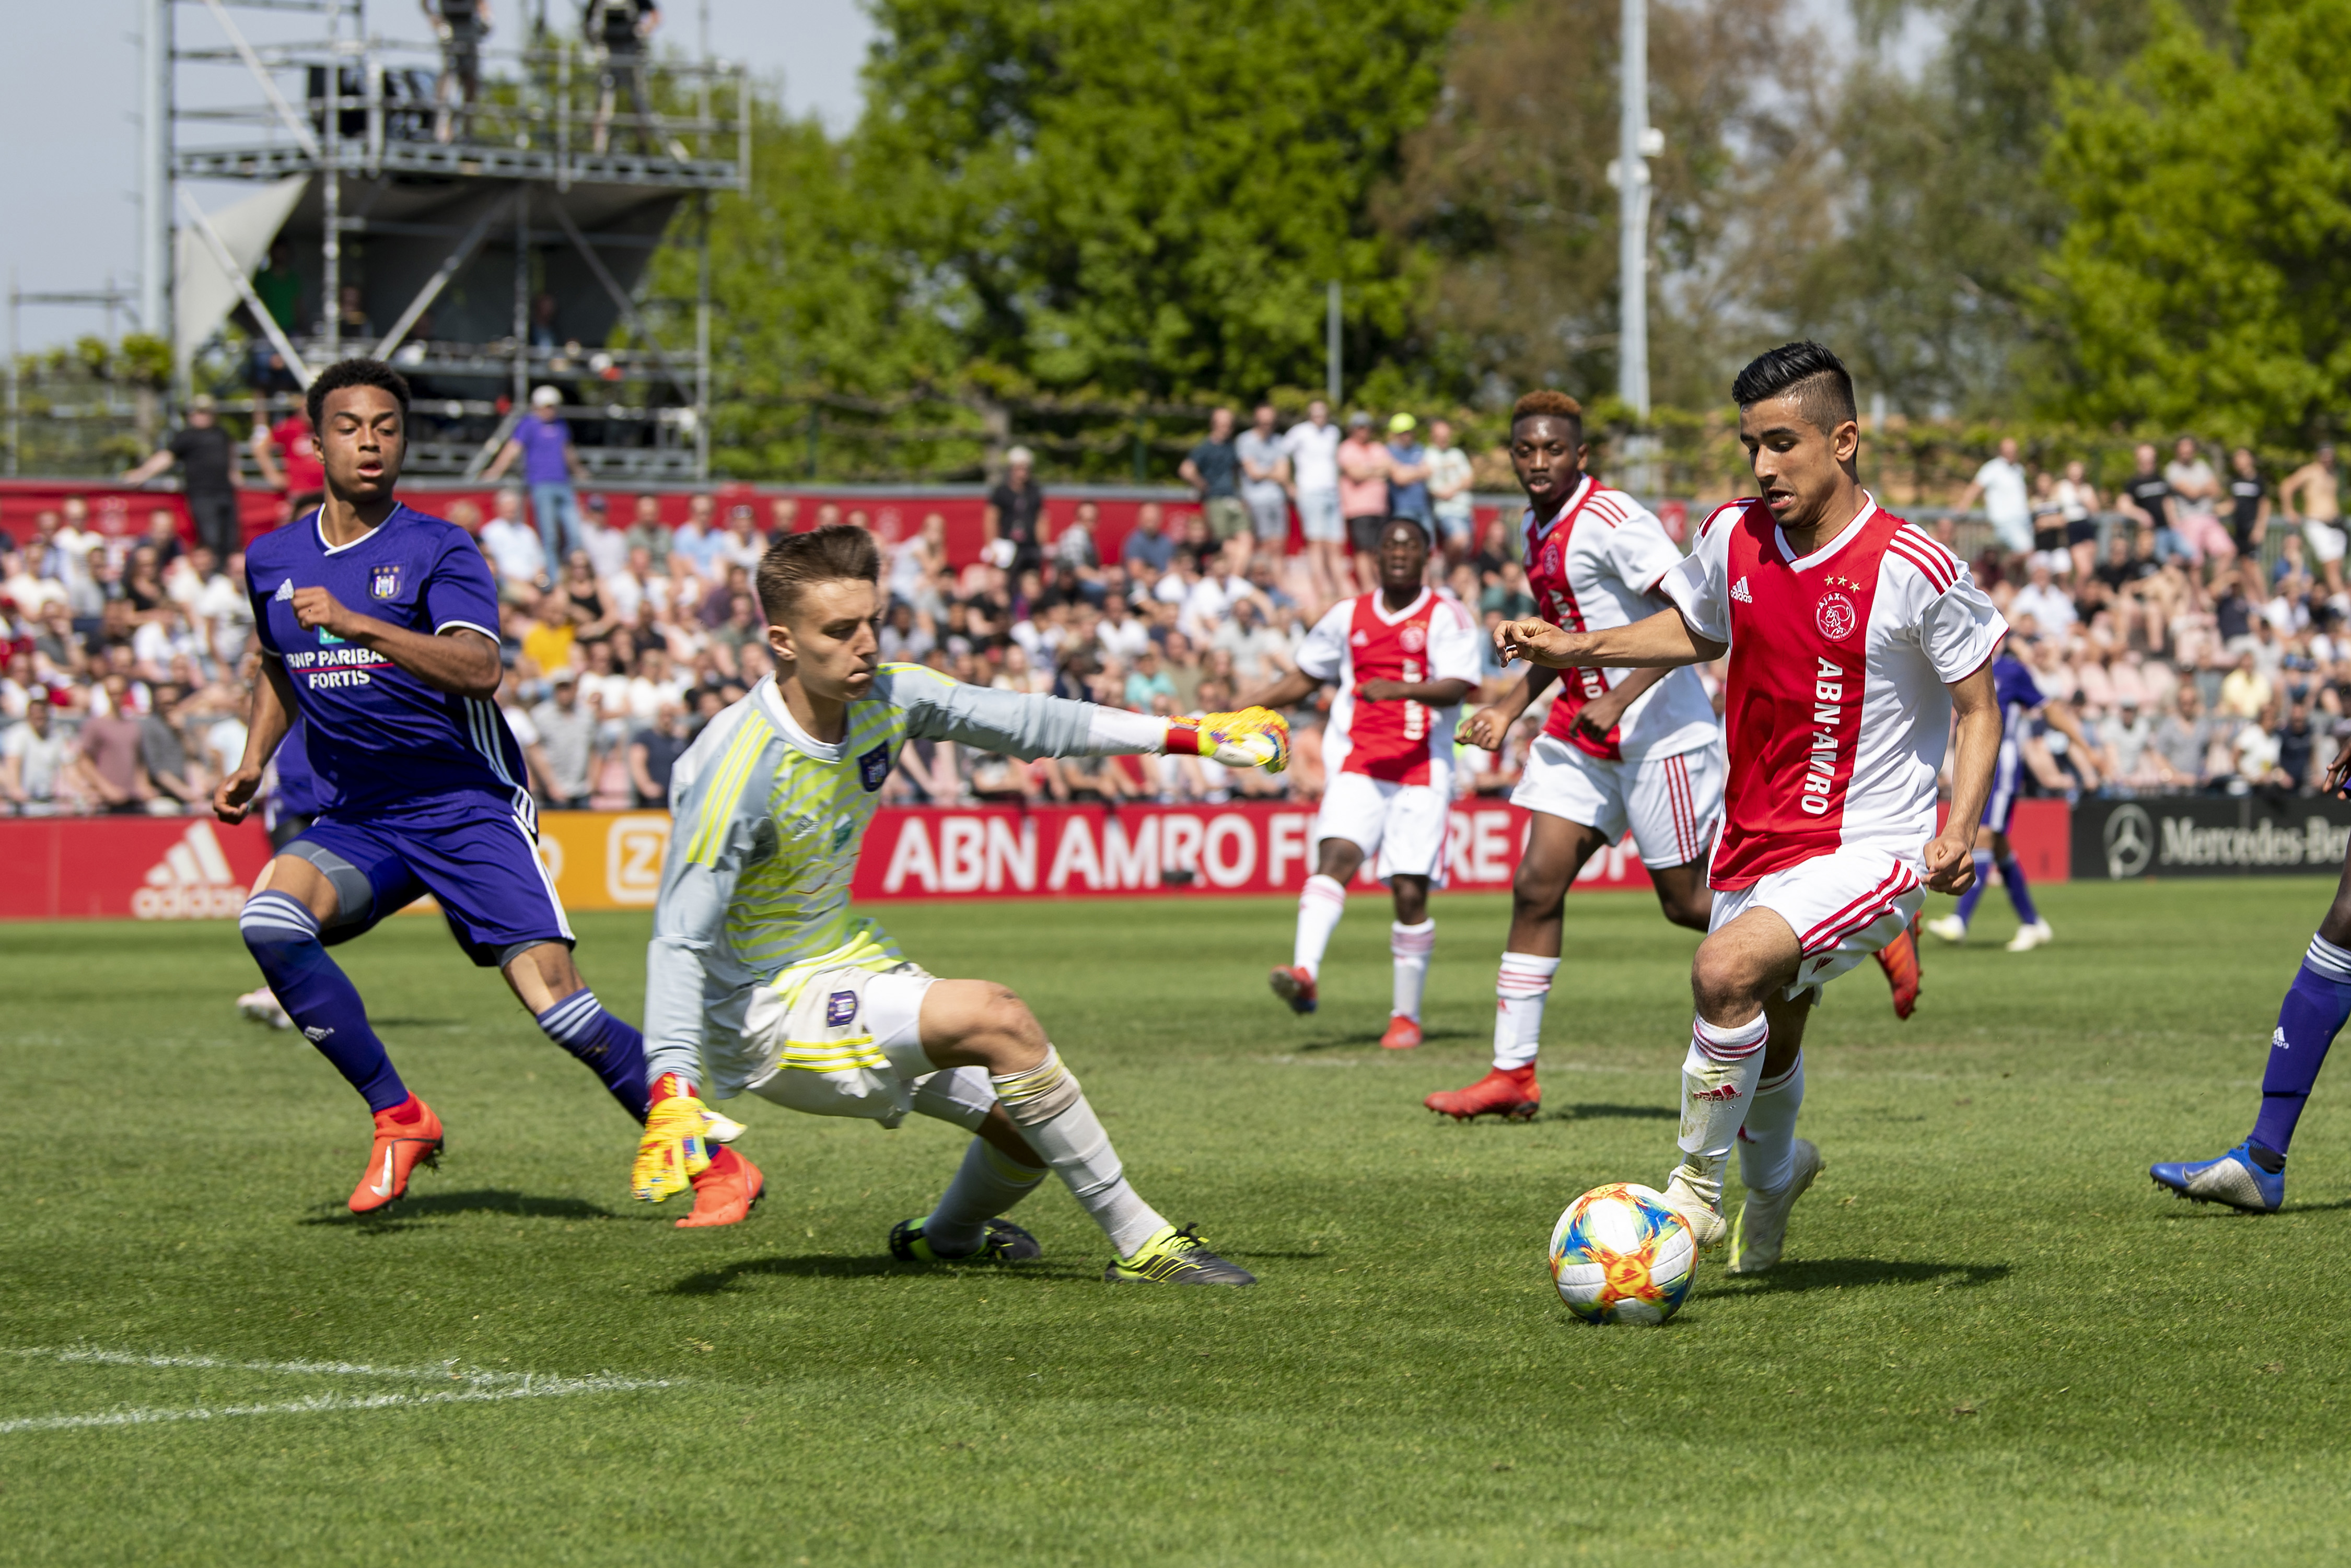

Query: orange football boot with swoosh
[[348, 1096, 444, 1214], [677, 1144, 765, 1228]]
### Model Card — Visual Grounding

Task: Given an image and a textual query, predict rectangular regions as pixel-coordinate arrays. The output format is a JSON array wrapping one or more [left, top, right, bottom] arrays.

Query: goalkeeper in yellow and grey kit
[[629, 524, 1287, 1283]]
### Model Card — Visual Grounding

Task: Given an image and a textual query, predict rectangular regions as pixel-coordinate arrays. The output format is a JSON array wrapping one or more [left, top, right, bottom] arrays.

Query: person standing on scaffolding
[[585, 0, 667, 157], [423, 0, 491, 146]]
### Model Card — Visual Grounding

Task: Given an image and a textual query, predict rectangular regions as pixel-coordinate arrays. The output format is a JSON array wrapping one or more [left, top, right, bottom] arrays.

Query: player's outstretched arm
[[887, 663, 1288, 773], [1357, 675, 1474, 706], [1496, 605, 1723, 671], [1235, 668, 1320, 714], [214, 654, 298, 824], [1563, 662, 1677, 747], [634, 734, 769, 1202], [1459, 664, 1556, 750], [289, 588, 501, 698], [1929, 661, 2001, 894], [2037, 698, 2104, 789]]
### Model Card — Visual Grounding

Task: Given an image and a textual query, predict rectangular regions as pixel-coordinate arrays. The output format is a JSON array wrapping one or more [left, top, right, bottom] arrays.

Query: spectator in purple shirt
[[484, 385, 590, 566]]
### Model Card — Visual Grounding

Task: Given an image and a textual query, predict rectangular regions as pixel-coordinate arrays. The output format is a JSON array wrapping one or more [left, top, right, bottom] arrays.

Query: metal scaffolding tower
[[159, 0, 748, 481]]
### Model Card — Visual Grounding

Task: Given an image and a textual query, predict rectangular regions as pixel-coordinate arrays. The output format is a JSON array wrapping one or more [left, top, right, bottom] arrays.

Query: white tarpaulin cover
[[172, 177, 307, 366]]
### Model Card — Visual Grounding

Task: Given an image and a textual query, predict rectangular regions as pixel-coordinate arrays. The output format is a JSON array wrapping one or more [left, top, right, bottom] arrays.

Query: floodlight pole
[[1616, 0, 1651, 419], [5, 268, 16, 478], [1325, 280, 1342, 407], [142, 0, 172, 358]]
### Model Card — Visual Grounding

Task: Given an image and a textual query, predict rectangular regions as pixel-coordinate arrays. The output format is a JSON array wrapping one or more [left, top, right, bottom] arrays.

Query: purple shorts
[[291, 798, 573, 966]]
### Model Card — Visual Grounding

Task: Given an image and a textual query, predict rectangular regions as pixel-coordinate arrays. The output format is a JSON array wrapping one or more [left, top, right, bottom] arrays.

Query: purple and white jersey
[[246, 503, 528, 818]]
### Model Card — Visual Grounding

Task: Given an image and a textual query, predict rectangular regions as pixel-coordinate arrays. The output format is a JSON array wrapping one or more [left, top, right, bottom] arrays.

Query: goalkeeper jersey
[[643, 663, 1157, 1096]]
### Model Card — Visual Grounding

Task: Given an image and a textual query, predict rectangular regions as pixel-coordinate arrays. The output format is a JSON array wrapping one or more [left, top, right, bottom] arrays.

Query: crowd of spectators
[[1941, 436, 2351, 800], [8, 416, 2343, 820], [0, 402, 1520, 817]]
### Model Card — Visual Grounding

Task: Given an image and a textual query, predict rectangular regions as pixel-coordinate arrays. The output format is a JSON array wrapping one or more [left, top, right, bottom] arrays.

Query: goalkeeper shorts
[[739, 962, 993, 1132]]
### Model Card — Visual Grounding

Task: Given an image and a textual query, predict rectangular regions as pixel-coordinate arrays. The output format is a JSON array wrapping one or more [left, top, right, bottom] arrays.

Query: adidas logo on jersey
[[1730, 577, 1753, 603], [273, 580, 294, 602], [132, 821, 248, 920]]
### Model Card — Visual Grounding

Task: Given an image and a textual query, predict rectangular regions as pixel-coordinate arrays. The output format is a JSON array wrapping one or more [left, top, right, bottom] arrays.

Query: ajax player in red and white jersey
[[1241, 517, 1480, 1048], [1497, 343, 2004, 1275], [1437, 392, 1925, 1126], [1438, 391, 1724, 1122]]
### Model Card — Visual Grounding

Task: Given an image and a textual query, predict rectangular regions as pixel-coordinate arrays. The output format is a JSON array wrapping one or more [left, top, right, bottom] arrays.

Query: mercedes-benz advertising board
[[2073, 795, 2351, 880]]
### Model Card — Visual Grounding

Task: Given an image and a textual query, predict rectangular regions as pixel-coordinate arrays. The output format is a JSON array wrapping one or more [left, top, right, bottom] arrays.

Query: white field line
[[1, 1347, 672, 1435]]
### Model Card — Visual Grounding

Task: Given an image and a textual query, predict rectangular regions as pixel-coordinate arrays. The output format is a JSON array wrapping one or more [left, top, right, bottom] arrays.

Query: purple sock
[[534, 988, 649, 1122], [1997, 857, 2039, 926], [2249, 934, 2351, 1158], [1953, 850, 1994, 923], [239, 891, 408, 1113]]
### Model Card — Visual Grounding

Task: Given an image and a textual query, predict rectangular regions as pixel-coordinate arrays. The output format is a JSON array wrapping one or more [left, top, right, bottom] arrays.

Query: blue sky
[[4, 1, 1907, 355], [0, 0, 876, 350]]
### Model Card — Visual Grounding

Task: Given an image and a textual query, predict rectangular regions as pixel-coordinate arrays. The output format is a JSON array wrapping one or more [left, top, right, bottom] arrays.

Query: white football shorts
[[1710, 844, 1925, 1003], [1313, 769, 1450, 882], [2305, 518, 2347, 565], [740, 962, 994, 1131], [1510, 736, 1724, 870]]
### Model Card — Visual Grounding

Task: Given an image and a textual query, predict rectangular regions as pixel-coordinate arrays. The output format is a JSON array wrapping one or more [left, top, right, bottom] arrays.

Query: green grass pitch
[[4, 879, 2350, 1564]]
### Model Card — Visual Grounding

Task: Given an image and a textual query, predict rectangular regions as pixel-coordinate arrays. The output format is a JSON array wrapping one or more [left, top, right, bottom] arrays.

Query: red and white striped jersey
[[1660, 494, 2005, 889], [1522, 477, 1719, 763], [1295, 588, 1481, 787]]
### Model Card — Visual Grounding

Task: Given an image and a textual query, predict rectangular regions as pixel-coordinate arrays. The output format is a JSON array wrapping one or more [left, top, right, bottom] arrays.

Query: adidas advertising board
[[0, 804, 1654, 920], [0, 817, 275, 920], [0, 799, 2082, 920]]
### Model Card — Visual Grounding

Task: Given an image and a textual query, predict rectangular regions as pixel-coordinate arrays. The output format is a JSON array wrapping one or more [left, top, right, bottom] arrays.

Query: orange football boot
[[1268, 965, 1319, 1015], [677, 1144, 765, 1228], [1424, 1065, 1540, 1122], [1379, 1014, 1423, 1050], [1876, 919, 1921, 1021], [348, 1097, 444, 1214]]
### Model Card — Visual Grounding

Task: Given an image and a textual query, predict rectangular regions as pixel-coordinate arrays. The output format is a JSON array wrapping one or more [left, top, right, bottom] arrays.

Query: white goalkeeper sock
[[991, 1047, 1166, 1258], [1737, 1052, 1805, 1194], [1673, 1013, 1770, 1205], [1390, 919, 1434, 1021], [923, 1136, 1049, 1258], [1493, 952, 1559, 1070], [1293, 874, 1347, 977]]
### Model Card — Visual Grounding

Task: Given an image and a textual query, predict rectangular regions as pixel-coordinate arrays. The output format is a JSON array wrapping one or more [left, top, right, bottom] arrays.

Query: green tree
[[2035, 0, 2351, 441], [856, 0, 1465, 399], [1380, 0, 1825, 411], [1777, 0, 2226, 417]]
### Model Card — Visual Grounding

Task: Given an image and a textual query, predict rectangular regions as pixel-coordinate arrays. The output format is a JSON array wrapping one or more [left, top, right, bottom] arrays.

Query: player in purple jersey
[[236, 720, 330, 1032], [1923, 638, 2096, 954], [2152, 735, 2351, 1211], [214, 359, 719, 1219]]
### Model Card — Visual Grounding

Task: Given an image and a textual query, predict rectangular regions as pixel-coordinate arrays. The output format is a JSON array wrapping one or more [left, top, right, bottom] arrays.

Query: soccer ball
[[1547, 1183, 1697, 1326]]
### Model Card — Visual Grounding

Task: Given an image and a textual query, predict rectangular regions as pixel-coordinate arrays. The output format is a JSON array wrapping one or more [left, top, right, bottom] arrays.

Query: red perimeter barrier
[[0, 801, 1642, 920], [0, 479, 1518, 571], [1937, 798, 2070, 884], [0, 796, 2069, 920], [851, 801, 1649, 902], [0, 814, 275, 920]]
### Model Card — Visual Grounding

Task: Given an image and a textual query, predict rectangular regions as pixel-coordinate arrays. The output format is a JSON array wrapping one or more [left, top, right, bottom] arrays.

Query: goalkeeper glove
[[1170, 707, 1292, 774], [632, 1072, 714, 1203]]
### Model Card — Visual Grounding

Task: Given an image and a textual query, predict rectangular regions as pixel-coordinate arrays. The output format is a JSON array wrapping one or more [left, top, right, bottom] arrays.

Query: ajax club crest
[[1814, 590, 1858, 641], [1399, 623, 1427, 654], [369, 563, 403, 600]]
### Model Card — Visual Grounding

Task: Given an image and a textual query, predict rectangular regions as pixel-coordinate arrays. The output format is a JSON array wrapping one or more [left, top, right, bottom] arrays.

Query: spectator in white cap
[[986, 444, 1046, 577], [484, 384, 590, 568]]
